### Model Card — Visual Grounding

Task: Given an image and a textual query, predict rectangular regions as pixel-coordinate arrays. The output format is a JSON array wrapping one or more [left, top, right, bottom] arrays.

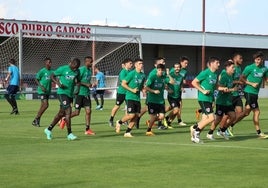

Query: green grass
[[0, 98, 268, 188]]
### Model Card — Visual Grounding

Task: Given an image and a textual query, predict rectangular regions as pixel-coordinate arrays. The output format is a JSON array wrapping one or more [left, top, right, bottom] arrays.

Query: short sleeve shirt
[[196, 68, 218, 103], [53, 65, 80, 98], [242, 63, 268, 95], [146, 73, 169, 104], [124, 70, 146, 101], [36, 67, 53, 95], [78, 66, 92, 96], [216, 70, 234, 106]]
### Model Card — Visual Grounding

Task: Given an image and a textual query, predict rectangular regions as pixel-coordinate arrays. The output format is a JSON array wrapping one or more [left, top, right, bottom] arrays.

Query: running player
[[234, 51, 268, 138], [164, 63, 184, 127], [115, 59, 146, 137], [220, 53, 244, 136], [44, 58, 81, 141], [32, 58, 53, 127], [206, 60, 237, 140], [145, 64, 174, 136], [176, 56, 189, 126], [71, 56, 95, 135], [190, 57, 220, 143], [109, 58, 133, 127]]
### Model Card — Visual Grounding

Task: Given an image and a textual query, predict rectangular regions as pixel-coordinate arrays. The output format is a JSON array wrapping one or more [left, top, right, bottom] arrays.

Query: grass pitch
[[0, 98, 268, 188]]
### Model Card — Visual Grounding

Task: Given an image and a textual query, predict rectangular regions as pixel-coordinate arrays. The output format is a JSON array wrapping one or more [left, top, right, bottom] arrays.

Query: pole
[[92, 28, 96, 75], [201, 0, 206, 70], [18, 29, 23, 87]]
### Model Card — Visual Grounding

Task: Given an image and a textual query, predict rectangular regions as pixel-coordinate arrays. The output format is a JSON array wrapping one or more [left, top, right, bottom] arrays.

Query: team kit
[[6, 52, 268, 143]]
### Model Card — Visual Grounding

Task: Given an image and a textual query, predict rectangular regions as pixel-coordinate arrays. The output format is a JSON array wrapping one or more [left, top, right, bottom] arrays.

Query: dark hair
[[44, 57, 51, 62], [224, 60, 234, 67], [154, 57, 165, 64], [253, 51, 264, 60], [122, 58, 133, 64], [231, 52, 242, 60], [71, 57, 81, 67], [207, 56, 220, 65], [179, 56, 189, 62], [174, 62, 181, 68], [9, 58, 16, 64], [134, 58, 143, 64], [84, 56, 93, 61], [156, 63, 165, 70]]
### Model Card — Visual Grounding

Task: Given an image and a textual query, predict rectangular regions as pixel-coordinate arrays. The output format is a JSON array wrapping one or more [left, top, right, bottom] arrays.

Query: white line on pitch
[[99, 139, 268, 151]]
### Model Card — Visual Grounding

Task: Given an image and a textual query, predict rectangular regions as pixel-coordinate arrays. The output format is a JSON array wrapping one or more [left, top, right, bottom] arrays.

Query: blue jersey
[[96, 71, 106, 88], [8, 65, 20, 86]]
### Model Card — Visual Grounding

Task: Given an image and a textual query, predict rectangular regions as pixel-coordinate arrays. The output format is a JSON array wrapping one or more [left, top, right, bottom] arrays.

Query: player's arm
[[50, 72, 65, 88], [191, 78, 209, 95], [35, 78, 47, 92], [5, 71, 11, 82], [166, 68, 174, 85], [240, 74, 258, 88], [121, 80, 138, 93]]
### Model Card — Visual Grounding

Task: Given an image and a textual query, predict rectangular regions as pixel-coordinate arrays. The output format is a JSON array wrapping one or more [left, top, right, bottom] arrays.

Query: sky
[[0, 0, 267, 35]]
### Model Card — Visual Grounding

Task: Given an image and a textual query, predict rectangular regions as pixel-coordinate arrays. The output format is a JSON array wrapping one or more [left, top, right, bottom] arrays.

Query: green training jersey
[[117, 68, 130, 94], [167, 71, 183, 99], [196, 68, 218, 103], [149, 67, 166, 77], [232, 65, 242, 97], [242, 63, 268, 95], [36, 67, 53, 95], [124, 69, 146, 101], [216, 70, 234, 106], [146, 73, 169, 104], [179, 68, 187, 80], [78, 66, 92, 96], [54, 65, 80, 98]]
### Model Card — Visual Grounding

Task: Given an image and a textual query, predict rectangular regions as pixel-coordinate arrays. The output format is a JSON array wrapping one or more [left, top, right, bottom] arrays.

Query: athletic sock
[[193, 123, 198, 129], [230, 123, 235, 127], [147, 127, 152, 132], [118, 120, 123, 124], [208, 129, 214, 134], [110, 116, 114, 121], [220, 127, 227, 132], [178, 118, 182, 123], [126, 127, 132, 133], [67, 128, 72, 135], [257, 129, 261, 135], [86, 125, 90, 131], [195, 127, 201, 132], [48, 124, 54, 131], [198, 109, 202, 113]]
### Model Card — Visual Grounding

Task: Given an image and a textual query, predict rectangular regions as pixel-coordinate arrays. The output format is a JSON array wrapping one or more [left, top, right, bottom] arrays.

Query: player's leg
[[191, 101, 214, 143], [84, 96, 95, 135], [116, 100, 135, 133], [33, 95, 49, 127], [109, 93, 125, 127], [123, 100, 141, 137]]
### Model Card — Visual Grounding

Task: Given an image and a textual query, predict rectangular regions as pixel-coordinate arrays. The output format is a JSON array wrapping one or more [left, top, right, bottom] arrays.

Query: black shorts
[[244, 92, 259, 109], [96, 90, 105, 95], [74, 95, 91, 109], [58, 94, 73, 109], [126, 100, 141, 114], [232, 95, 243, 108], [39, 94, 49, 100], [7, 85, 19, 95], [148, 102, 165, 115], [198, 101, 214, 115], [215, 104, 235, 116], [167, 96, 181, 108], [115, 93, 125, 106]]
